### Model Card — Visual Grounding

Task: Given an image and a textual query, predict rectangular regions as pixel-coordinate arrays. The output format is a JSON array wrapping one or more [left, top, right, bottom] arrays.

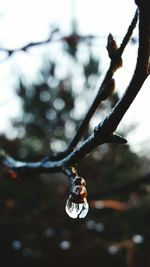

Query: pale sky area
[[0, 0, 150, 157]]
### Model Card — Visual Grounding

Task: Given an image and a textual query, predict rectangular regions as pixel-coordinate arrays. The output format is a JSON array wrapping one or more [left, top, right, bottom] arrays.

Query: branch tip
[[106, 134, 127, 144]]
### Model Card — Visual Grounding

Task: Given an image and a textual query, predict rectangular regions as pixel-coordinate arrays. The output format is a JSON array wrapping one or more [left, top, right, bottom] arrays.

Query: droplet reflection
[[65, 198, 89, 219]]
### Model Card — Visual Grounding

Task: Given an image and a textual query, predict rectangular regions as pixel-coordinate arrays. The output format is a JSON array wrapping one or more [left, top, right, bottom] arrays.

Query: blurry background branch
[[89, 171, 150, 199], [0, 28, 59, 61]]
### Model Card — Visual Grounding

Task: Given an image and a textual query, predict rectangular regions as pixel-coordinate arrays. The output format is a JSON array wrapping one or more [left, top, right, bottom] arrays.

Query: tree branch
[[0, 2, 149, 182], [94, 2, 150, 137], [63, 3, 149, 165], [0, 28, 58, 61], [67, 10, 138, 150]]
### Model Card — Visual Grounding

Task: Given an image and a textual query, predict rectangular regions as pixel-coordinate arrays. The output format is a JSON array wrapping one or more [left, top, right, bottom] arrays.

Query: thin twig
[[67, 10, 138, 151], [0, 28, 58, 61], [94, 4, 150, 136]]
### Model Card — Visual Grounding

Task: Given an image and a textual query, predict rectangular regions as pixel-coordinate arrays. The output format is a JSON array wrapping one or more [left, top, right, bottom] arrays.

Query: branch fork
[[0, 1, 150, 218]]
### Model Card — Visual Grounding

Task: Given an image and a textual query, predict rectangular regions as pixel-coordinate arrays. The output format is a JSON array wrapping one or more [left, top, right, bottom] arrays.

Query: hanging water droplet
[[71, 185, 87, 202], [65, 175, 89, 219], [65, 197, 89, 219], [73, 177, 86, 187]]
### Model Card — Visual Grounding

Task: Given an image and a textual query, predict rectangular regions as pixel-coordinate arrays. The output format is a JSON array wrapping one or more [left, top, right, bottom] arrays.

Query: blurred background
[[0, 0, 150, 266]]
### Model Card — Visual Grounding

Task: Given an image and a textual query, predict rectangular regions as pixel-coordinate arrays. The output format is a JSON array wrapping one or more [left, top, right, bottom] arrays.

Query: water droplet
[[73, 177, 86, 186], [72, 185, 87, 201], [65, 198, 89, 219]]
